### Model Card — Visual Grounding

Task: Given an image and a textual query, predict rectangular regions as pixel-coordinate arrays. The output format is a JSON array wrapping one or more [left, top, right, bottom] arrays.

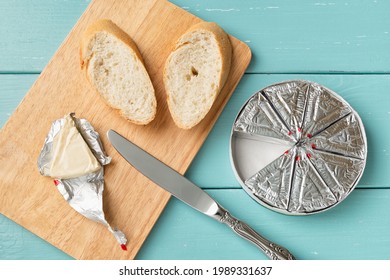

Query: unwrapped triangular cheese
[[48, 114, 101, 179]]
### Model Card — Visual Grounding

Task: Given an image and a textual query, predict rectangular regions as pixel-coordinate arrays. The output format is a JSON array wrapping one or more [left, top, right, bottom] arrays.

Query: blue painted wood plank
[[0, 215, 71, 260], [0, 75, 38, 126], [1, 74, 389, 189], [1, 0, 390, 73], [174, 0, 390, 73], [137, 189, 390, 260], [0, 0, 90, 73], [1, 189, 389, 260]]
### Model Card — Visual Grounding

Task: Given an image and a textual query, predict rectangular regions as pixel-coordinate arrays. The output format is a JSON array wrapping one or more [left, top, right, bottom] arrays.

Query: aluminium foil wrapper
[[37, 113, 127, 247], [231, 80, 367, 215]]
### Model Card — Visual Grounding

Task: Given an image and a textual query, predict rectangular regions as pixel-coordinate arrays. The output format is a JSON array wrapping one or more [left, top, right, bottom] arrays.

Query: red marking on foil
[[311, 144, 317, 149], [298, 127, 302, 132], [121, 244, 127, 251], [295, 156, 301, 161], [307, 153, 312, 159], [284, 150, 289, 155], [53, 180, 60, 186], [288, 131, 292, 136], [307, 134, 312, 138]]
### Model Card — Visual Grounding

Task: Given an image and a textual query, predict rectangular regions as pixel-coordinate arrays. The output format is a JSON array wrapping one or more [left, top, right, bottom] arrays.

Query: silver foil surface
[[245, 147, 296, 209], [310, 113, 366, 159], [262, 81, 309, 140], [306, 148, 365, 201], [233, 91, 296, 144], [38, 113, 127, 247], [303, 82, 351, 137], [231, 80, 367, 215], [288, 153, 337, 213]]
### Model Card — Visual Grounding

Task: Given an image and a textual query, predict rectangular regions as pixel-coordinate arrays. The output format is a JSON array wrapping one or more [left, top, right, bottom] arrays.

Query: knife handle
[[215, 207, 295, 260]]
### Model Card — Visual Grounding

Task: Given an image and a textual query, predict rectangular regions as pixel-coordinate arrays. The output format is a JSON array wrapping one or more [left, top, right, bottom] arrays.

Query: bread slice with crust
[[163, 22, 232, 129], [80, 19, 157, 125]]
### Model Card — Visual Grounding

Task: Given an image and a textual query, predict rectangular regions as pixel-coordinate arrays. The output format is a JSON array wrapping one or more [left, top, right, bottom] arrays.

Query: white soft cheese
[[48, 114, 101, 179]]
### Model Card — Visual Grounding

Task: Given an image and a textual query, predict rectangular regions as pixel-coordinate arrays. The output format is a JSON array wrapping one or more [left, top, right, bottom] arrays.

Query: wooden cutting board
[[0, 0, 251, 259]]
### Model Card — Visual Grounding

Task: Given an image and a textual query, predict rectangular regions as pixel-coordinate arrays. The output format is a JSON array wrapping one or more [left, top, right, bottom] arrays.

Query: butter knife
[[107, 129, 295, 260]]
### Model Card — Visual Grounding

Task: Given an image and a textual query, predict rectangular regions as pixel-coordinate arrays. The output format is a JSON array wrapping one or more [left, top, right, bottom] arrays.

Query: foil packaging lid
[[230, 80, 367, 215], [38, 113, 127, 249]]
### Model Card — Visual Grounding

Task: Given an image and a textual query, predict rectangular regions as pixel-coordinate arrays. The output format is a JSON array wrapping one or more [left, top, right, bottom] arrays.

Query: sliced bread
[[80, 19, 157, 125], [163, 22, 232, 129]]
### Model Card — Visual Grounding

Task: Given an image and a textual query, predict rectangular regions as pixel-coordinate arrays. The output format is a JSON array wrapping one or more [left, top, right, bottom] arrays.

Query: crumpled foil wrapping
[[38, 113, 127, 246], [232, 80, 367, 215]]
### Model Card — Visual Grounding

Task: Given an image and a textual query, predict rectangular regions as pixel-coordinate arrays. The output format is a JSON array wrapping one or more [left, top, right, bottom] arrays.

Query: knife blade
[[107, 129, 295, 260]]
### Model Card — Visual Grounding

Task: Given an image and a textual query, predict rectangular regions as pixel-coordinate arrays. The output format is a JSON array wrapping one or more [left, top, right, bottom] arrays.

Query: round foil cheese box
[[230, 80, 367, 215]]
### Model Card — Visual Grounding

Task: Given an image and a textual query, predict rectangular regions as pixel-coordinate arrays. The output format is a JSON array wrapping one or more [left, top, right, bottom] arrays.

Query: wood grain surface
[[0, 0, 250, 259]]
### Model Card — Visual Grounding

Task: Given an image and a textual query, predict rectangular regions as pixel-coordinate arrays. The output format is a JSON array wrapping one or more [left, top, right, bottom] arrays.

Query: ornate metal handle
[[213, 207, 295, 260]]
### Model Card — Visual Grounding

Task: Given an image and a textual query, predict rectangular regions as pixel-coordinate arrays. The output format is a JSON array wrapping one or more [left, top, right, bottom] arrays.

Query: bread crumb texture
[[164, 22, 232, 129], [82, 20, 156, 125]]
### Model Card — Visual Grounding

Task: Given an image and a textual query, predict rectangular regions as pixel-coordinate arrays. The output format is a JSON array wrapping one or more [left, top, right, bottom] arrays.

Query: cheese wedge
[[49, 114, 101, 179]]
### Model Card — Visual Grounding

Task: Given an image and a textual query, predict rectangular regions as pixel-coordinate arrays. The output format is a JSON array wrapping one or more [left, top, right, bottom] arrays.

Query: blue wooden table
[[1, 0, 390, 260]]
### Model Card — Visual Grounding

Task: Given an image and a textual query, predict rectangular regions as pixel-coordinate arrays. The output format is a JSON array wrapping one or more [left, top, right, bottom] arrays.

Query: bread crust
[[80, 19, 156, 125], [80, 19, 145, 69], [163, 22, 232, 129]]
